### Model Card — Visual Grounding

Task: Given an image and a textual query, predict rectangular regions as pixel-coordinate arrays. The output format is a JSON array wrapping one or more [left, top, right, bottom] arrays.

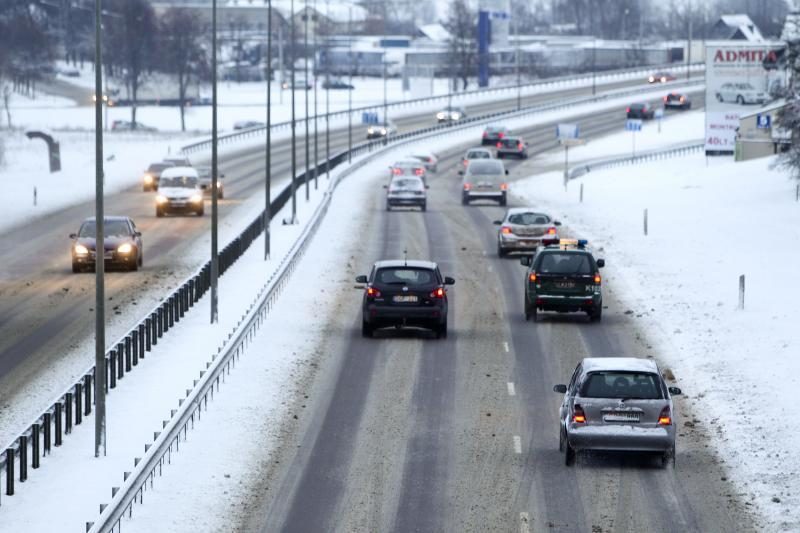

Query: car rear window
[[501, 139, 519, 147], [537, 252, 593, 274], [375, 268, 436, 286], [508, 212, 550, 225], [79, 219, 131, 238], [467, 150, 491, 159], [580, 371, 663, 399], [468, 161, 504, 175], [630, 104, 645, 110]]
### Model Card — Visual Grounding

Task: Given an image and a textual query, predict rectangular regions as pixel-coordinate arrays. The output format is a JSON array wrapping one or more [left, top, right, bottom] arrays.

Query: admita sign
[[704, 42, 781, 154]]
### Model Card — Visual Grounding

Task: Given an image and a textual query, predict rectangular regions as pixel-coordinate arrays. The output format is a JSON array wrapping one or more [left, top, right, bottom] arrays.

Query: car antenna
[[403, 248, 408, 266]]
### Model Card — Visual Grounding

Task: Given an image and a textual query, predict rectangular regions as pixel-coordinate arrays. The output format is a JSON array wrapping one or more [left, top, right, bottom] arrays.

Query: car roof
[[580, 357, 659, 374], [81, 216, 131, 222], [374, 259, 437, 270], [506, 207, 548, 216], [467, 147, 492, 152], [394, 159, 423, 165], [160, 166, 199, 178]]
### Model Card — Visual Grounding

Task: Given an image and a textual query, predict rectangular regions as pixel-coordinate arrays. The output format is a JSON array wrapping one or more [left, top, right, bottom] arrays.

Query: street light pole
[[325, 0, 330, 180], [592, 38, 596, 96], [687, 0, 693, 80], [304, 0, 310, 202], [347, 6, 352, 162], [313, 0, 318, 191], [290, 0, 297, 221], [210, 0, 219, 324], [265, 0, 272, 259], [515, 17, 521, 111], [93, 0, 106, 458], [382, 10, 388, 145]]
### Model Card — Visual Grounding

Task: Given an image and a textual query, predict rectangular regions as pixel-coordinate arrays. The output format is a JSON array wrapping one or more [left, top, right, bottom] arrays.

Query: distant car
[[496, 136, 529, 159], [406, 150, 438, 172], [142, 162, 173, 192], [162, 156, 192, 167], [520, 238, 604, 321], [155, 167, 204, 217], [111, 120, 157, 132], [482, 125, 510, 145], [322, 77, 354, 89], [356, 260, 455, 338], [494, 209, 561, 257], [460, 159, 508, 206], [648, 72, 675, 83], [281, 75, 312, 90], [366, 121, 397, 140], [554, 357, 682, 467], [663, 92, 692, 110], [195, 166, 225, 198], [462, 147, 493, 168], [70, 216, 143, 273], [384, 175, 427, 211], [715, 82, 769, 105], [59, 67, 81, 78], [390, 159, 427, 179], [233, 120, 266, 130], [436, 106, 467, 123], [626, 102, 656, 119]]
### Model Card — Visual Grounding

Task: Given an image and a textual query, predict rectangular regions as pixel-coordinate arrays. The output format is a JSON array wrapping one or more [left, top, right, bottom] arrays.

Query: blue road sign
[[625, 119, 643, 132], [756, 114, 771, 129]]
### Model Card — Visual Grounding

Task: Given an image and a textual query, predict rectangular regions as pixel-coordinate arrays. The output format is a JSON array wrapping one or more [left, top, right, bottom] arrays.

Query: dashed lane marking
[[513, 435, 522, 454], [507, 382, 516, 396], [503, 341, 509, 353]]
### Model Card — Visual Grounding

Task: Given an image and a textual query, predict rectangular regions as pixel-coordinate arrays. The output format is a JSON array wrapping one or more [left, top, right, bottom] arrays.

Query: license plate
[[603, 412, 640, 423], [393, 295, 418, 303], [555, 281, 575, 289]]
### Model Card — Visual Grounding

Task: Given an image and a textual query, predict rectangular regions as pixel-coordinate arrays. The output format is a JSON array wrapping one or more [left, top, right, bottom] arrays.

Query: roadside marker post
[[739, 275, 745, 310]]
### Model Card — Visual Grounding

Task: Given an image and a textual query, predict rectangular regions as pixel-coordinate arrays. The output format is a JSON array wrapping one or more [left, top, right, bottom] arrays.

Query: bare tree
[[159, 8, 208, 131], [444, 0, 475, 90], [776, 15, 800, 179]]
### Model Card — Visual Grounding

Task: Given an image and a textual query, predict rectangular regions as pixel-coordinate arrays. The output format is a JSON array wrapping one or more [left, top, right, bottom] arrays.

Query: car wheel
[[497, 153, 504, 159], [138, 252, 143, 268], [421, 202, 427, 212], [386, 202, 392, 211], [143, 185, 150, 192], [461, 195, 469, 206], [564, 439, 576, 466], [589, 306, 602, 322], [156, 207, 164, 218], [197, 208, 204, 216], [661, 447, 675, 469], [736, 95, 745, 105], [436, 322, 448, 339], [499, 193, 507, 207], [72, 262, 81, 274], [361, 321, 373, 338], [524, 301, 533, 321], [716, 93, 723, 102], [497, 243, 506, 257], [130, 258, 138, 272], [559, 425, 566, 452]]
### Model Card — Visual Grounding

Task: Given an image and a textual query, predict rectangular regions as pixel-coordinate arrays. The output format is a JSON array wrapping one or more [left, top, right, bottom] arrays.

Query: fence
[[567, 141, 705, 180]]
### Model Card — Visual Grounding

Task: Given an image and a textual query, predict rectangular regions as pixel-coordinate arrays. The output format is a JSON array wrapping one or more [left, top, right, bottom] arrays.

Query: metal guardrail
[[0, 69, 705, 515], [567, 141, 705, 180], [180, 62, 705, 155]]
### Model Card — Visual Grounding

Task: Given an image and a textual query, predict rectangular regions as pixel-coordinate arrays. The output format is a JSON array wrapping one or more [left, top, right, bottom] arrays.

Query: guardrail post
[[84, 374, 92, 415], [104, 358, 109, 392], [145, 319, 152, 351], [125, 337, 132, 371], [157, 308, 163, 338], [738, 275, 745, 310], [109, 352, 117, 389], [65, 392, 73, 434], [31, 424, 40, 469], [75, 383, 82, 425], [18, 437, 27, 482], [643, 208, 648, 236], [5, 449, 13, 495], [152, 312, 159, 344], [54, 403, 62, 446], [132, 330, 139, 366], [189, 279, 195, 304], [43, 412, 51, 454], [168, 297, 175, 327], [117, 343, 124, 379], [138, 324, 145, 359]]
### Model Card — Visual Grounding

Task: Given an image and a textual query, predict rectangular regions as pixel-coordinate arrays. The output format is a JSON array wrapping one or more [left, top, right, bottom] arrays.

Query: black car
[[663, 92, 692, 110], [520, 239, 605, 322], [323, 77, 354, 90], [356, 260, 455, 338], [142, 162, 173, 192], [482, 125, 510, 145], [70, 216, 143, 273], [626, 103, 656, 119]]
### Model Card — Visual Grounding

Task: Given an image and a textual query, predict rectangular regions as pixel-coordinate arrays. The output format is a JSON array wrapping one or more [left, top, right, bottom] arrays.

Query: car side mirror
[[134, 231, 142, 237], [520, 256, 532, 266], [355, 275, 368, 283], [69, 233, 77, 239], [444, 276, 456, 285], [505, 169, 509, 175], [493, 220, 502, 225], [596, 259, 605, 268], [554, 220, 562, 226], [383, 185, 388, 189], [668, 386, 682, 396], [553, 384, 567, 393], [458, 170, 464, 175]]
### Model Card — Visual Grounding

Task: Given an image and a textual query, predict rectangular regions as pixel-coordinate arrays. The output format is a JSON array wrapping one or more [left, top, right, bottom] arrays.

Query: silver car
[[460, 159, 508, 206], [406, 150, 438, 172], [554, 357, 682, 467], [716, 82, 769, 105], [461, 147, 493, 171], [389, 159, 427, 184], [493, 208, 561, 256], [385, 175, 427, 211], [196, 166, 225, 198]]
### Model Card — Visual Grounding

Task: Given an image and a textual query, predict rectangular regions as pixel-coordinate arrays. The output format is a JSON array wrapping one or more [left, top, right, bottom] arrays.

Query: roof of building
[[417, 23, 451, 43], [715, 14, 765, 42]]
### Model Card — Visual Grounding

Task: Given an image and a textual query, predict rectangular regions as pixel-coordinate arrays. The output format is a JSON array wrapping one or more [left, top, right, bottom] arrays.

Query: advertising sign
[[556, 123, 579, 140], [705, 43, 780, 153]]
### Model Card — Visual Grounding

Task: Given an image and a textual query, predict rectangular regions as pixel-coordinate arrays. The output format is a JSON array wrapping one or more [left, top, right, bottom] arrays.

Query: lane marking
[[520, 512, 531, 533], [507, 382, 516, 396], [503, 341, 509, 353], [513, 435, 522, 454]]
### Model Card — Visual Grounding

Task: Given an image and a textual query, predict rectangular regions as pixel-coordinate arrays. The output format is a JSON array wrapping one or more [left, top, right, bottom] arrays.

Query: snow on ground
[[515, 155, 800, 531]]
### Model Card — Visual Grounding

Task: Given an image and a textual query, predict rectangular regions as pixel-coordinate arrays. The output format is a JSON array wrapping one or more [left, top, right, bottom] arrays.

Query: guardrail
[[567, 141, 705, 180], [0, 71, 705, 514], [180, 62, 705, 155]]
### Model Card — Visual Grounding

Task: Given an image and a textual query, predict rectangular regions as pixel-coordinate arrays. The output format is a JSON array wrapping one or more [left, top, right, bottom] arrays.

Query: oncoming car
[[356, 260, 455, 338], [142, 162, 172, 192], [385, 175, 427, 211], [155, 167, 204, 217], [460, 159, 508, 206], [648, 72, 675, 83], [70, 216, 143, 273], [436, 106, 467, 123], [554, 357, 683, 467], [494, 208, 561, 257], [196, 166, 225, 198], [520, 239, 605, 321], [366, 122, 397, 140]]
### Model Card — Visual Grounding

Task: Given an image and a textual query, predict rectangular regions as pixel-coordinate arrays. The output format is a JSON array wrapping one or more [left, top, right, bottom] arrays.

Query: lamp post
[[265, 0, 272, 259], [347, 6, 353, 162], [313, 0, 318, 191], [592, 37, 597, 96], [515, 17, 521, 111], [304, 0, 310, 201], [325, 0, 330, 179], [290, 0, 297, 221], [210, 0, 219, 324]]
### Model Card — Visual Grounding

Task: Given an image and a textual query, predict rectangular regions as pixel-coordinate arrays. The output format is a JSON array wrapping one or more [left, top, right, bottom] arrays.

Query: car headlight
[[451, 113, 461, 120], [117, 243, 133, 254], [380, 128, 387, 135], [190, 194, 203, 203], [74, 244, 89, 255], [156, 195, 168, 204], [144, 174, 153, 183], [437, 112, 445, 119], [367, 127, 374, 134]]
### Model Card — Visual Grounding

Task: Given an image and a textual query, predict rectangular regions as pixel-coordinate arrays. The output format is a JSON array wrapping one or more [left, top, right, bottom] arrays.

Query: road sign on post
[[756, 114, 771, 129], [654, 108, 664, 133], [557, 124, 582, 190], [625, 119, 642, 157]]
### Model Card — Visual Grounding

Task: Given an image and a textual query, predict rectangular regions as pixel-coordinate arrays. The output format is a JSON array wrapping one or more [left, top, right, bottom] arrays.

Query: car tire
[[559, 425, 566, 452], [421, 202, 427, 212], [143, 185, 150, 192], [197, 208, 204, 216], [499, 193, 507, 207], [497, 243, 506, 258], [72, 262, 81, 274], [736, 95, 745, 105], [565, 439, 576, 466], [716, 93, 723, 102], [590, 306, 602, 322], [130, 258, 138, 272], [436, 322, 448, 339], [361, 321, 373, 338], [661, 447, 675, 469], [497, 153, 504, 159], [386, 203, 392, 211], [156, 207, 164, 218], [524, 300, 534, 321], [461, 195, 469, 206], [138, 252, 143, 268]]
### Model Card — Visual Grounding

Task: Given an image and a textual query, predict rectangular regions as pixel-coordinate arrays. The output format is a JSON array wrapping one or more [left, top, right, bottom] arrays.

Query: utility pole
[[515, 17, 521, 111], [382, 4, 388, 144], [211, 0, 219, 324], [347, 6, 353, 162], [313, 0, 319, 191], [290, 0, 297, 221], [325, 0, 330, 179], [265, 0, 272, 259], [687, 0, 693, 80], [93, 0, 106, 458], [592, 38, 597, 96], [304, 0, 310, 201], [278, 23, 284, 105]]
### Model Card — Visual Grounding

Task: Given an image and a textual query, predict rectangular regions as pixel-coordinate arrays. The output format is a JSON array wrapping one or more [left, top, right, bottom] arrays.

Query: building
[[735, 100, 791, 161], [709, 14, 765, 42]]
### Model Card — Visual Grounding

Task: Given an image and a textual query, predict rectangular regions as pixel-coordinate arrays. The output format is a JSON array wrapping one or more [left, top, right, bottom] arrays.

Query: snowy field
[[516, 152, 800, 531]]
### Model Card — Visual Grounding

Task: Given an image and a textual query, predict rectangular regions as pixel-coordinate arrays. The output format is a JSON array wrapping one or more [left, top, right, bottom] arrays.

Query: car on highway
[[389, 159, 427, 179], [436, 106, 467, 123], [626, 102, 656, 119], [163, 156, 192, 167], [281, 75, 312, 90], [405, 150, 438, 172], [356, 259, 455, 338], [233, 120, 266, 130], [494, 208, 561, 257], [663, 92, 692, 110], [142, 162, 173, 192], [482, 125, 510, 145], [111, 120, 157, 132], [715, 82, 769, 105], [496, 136, 529, 159], [520, 238, 604, 321], [384, 175, 427, 211], [460, 159, 508, 206], [322, 77, 354, 90], [196, 166, 225, 198], [155, 167, 204, 217], [554, 357, 682, 467], [462, 147, 493, 168], [366, 121, 397, 140], [70, 216, 143, 273], [648, 72, 675, 83]]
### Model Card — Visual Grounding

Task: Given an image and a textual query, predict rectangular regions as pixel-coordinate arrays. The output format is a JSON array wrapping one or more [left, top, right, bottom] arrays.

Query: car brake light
[[626, 107, 631, 113], [517, 142, 523, 149], [415, 168, 424, 175], [573, 404, 586, 424], [658, 406, 672, 425], [366, 287, 381, 298], [430, 287, 445, 298], [500, 183, 508, 191], [594, 274, 601, 284], [663, 96, 667, 102], [546, 227, 557, 235], [482, 131, 488, 138], [501, 226, 512, 235], [529, 272, 537, 283], [392, 168, 402, 175], [498, 132, 505, 139], [463, 159, 469, 166], [496, 142, 502, 148], [463, 183, 471, 191]]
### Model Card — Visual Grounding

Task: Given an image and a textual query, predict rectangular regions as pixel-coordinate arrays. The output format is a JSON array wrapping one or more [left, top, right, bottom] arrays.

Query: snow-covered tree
[[776, 13, 800, 179]]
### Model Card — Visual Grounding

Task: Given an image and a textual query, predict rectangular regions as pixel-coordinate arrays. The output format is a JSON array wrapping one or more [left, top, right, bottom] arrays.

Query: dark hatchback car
[[142, 162, 173, 192], [520, 239, 605, 322], [70, 216, 143, 273], [663, 92, 692, 110], [356, 260, 455, 338], [626, 103, 656, 119], [482, 125, 510, 145]]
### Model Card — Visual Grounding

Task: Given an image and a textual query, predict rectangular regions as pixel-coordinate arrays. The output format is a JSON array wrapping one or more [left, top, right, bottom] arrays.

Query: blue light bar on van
[[544, 238, 588, 248]]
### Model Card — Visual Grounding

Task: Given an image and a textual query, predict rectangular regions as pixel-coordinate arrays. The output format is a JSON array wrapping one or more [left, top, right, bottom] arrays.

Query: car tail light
[[430, 287, 445, 298], [658, 406, 672, 425], [392, 167, 402, 175], [463, 183, 471, 191], [546, 227, 557, 235], [528, 272, 537, 283], [680, 96, 685, 102], [482, 131, 488, 138], [517, 142, 523, 150], [366, 287, 381, 298], [427, 157, 433, 163], [663, 96, 668, 102], [593, 274, 601, 284], [496, 142, 502, 148], [498, 132, 505, 139], [573, 404, 586, 424], [415, 168, 424, 175], [463, 159, 469, 166], [626, 107, 631, 113], [500, 183, 508, 191], [501, 226, 512, 235]]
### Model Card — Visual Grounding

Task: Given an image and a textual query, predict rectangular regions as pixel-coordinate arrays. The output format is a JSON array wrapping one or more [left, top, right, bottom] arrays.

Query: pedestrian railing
[[567, 141, 705, 180]]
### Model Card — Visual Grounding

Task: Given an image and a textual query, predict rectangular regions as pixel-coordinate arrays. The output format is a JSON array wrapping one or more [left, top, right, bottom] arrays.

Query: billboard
[[705, 43, 781, 153]]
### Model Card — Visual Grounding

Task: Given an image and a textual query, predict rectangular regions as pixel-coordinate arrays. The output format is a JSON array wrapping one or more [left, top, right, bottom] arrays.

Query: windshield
[[537, 252, 593, 274], [508, 212, 550, 225], [467, 150, 491, 159], [147, 163, 169, 173], [501, 139, 519, 148], [468, 161, 504, 175], [160, 176, 198, 188], [375, 268, 435, 286], [78, 219, 131, 238], [580, 371, 663, 399]]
